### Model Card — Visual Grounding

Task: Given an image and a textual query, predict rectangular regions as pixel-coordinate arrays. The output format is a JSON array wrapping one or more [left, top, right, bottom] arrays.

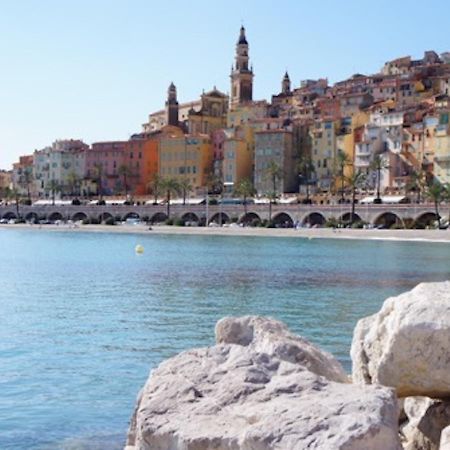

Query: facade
[[0, 170, 12, 195], [254, 125, 296, 195], [85, 141, 126, 196], [159, 126, 212, 193], [33, 140, 87, 198], [12, 155, 34, 198]]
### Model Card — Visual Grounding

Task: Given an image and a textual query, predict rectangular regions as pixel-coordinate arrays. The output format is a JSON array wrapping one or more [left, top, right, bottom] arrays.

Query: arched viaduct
[[0, 203, 448, 228]]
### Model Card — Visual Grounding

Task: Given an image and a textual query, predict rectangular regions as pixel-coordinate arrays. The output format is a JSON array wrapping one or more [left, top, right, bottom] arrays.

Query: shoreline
[[2, 223, 450, 243]]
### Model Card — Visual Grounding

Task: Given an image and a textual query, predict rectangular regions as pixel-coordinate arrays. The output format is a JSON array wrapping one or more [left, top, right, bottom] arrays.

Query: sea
[[1, 228, 450, 449]]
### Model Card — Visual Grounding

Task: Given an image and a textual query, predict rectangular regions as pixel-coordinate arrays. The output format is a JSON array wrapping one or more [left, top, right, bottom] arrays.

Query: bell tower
[[166, 82, 179, 127], [230, 26, 254, 109], [282, 71, 291, 95]]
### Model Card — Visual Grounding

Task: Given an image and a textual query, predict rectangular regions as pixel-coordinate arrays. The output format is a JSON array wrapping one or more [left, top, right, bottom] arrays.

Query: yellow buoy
[[135, 244, 144, 254]]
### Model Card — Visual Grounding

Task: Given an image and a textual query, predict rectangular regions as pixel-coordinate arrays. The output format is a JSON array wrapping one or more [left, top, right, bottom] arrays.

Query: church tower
[[230, 26, 254, 109], [166, 82, 179, 126], [282, 71, 291, 95]]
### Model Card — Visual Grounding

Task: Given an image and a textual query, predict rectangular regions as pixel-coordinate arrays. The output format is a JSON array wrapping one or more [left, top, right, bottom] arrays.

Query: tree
[[234, 178, 256, 216], [345, 170, 366, 225], [370, 154, 389, 203], [92, 163, 104, 201], [19, 167, 33, 203], [46, 179, 61, 206], [406, 168, 427, 204], [179, 178, 193, 205], [336, 149, 352, 203], [160, 177, 181, 219], [148, 173, 162, 205], [66, 171, 80, 197], [266, 190, 279, 224], [205, 172, 223, 195], [118, 164, 132, 198], [6, 187, 21, 219], [265, 160, 283, 195], [426, 181, 445, 228], [296, 156, 315, 203]]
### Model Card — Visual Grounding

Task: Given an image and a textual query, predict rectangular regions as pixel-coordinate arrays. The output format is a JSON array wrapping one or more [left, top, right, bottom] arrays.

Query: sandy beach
[[2, 223, 450, 243]]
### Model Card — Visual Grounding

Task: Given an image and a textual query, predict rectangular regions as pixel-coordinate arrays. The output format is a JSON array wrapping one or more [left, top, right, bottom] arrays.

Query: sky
[[1, 0, 449, 169]]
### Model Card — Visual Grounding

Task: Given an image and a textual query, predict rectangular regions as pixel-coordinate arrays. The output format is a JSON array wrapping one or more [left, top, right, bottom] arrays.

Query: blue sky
[[1, 0, 449, 168]]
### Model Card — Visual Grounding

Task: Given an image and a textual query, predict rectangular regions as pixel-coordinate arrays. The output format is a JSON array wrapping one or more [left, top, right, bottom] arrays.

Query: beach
[[2, 223, 450, 243]]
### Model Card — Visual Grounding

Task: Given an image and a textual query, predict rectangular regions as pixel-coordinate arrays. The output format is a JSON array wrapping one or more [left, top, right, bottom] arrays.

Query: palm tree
[[66, 171, 80, 197], [370, 154, 389, 203], [6, 187, 21, 219], [296, 156, 315, 203], [406, 168, 427, 204], [179, 178, 193, 205], [92, 163, 104, 201], [148, 173, 162, 205], [160, 177, 181, 219], [426, 181, 445, 228], [118, 164, 132, 198], [19, 167, 33, 203], [345, 170, 366, 225], [336, 149, 352, 203], [266, 190, 279, 224], [265, 160, 283, 195], [234, 178, 256, 216], [47, 179, 61, 206]]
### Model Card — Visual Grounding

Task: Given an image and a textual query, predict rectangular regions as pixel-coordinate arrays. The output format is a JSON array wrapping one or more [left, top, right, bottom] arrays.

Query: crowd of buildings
[[2, 27, 450, 203]]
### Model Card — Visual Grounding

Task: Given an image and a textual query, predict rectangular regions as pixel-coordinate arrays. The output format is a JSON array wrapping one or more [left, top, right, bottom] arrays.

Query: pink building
[[85, 141, 126, 195]]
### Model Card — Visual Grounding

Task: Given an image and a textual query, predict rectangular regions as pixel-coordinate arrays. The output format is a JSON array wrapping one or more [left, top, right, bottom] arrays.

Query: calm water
[[1, 229, 450, 449]]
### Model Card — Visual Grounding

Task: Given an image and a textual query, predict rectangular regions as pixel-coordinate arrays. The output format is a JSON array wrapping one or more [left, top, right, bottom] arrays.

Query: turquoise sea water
[[1, 229, 450, 449]]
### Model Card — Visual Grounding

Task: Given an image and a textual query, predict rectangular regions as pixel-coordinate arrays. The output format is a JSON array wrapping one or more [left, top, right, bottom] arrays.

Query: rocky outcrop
[[127, 316, 402, 450], [351, 282, 450, 398], [441, 425, 450, 449]]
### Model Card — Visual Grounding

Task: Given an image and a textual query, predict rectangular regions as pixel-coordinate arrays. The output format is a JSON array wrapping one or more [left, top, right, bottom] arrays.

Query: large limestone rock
[[400, 397, 450, 450], [215, 315, 348, 383], [127, 316, 402, 450], [351, 282, 450, 397], [441, 425, 450, 449]]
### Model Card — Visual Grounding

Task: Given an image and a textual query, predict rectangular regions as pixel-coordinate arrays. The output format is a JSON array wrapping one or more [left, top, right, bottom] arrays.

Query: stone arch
[[72, 211, 88, 222], [272, 212, 294, 228], [25, 212, 39, 222], [99, 212, 113, 223], [209, 212, 230, 225], [48, 211, 64, 222], [302, 212, 326, 227], [340, 212, 362, 225], [181, 212, 200, 224], [373, 212, 402, 229], [2, 211, 17, 220], [150, 212, 168, 224], [241, 212, 262, 226], [123, 212, 140, 221], [414, 212, 439, 229]]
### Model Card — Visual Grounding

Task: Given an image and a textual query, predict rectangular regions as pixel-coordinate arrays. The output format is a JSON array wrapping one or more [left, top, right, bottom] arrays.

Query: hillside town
[[2, 27, 450, 206]]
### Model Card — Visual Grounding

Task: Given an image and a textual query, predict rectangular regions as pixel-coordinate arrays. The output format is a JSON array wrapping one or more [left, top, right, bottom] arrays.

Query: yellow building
[[433, 120, 450, 184], [335, 111, 369, 186], [159, 126, 212, 193]]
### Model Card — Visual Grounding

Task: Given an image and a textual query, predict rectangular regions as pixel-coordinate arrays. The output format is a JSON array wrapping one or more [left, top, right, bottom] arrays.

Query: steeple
[[166, 82, 179, 126], [282, 71, 291, 95], [230, 26, 254, 109]]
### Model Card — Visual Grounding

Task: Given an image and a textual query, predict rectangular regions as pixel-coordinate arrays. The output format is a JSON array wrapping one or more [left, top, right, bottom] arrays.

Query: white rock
[[441, 425, 450, 449], [351, 282, 450, 397], [127, 317, 402, 450], [215, 316, 348, 383]]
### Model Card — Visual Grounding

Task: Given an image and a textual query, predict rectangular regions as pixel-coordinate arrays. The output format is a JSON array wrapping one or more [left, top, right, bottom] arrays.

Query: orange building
[[125, 133, 160, 195]]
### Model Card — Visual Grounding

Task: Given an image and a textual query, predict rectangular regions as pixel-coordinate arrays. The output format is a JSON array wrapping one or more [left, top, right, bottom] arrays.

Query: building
[[0, 170, 12, 196], [159, 126, 213, 194], [33, 140, 87, 198], [12, 155, 34, 198], [254, 120, 296, 195], [230, 26, 254, 109], [188, 88, 228, 135], [84, 141, 126, 196]]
